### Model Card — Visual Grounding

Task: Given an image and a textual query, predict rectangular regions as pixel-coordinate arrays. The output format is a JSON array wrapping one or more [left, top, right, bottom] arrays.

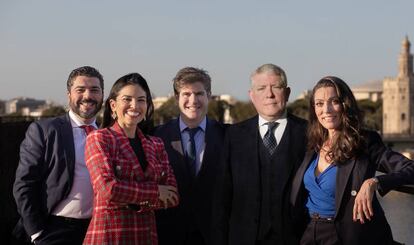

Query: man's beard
[[69, 98, 102, 119]]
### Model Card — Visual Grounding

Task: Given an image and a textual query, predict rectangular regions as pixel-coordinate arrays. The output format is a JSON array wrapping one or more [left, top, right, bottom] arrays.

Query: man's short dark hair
[[66, 66, 104, 91]]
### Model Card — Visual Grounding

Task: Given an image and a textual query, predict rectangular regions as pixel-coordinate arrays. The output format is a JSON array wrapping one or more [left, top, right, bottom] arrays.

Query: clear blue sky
[[1, 0, 413, 105]]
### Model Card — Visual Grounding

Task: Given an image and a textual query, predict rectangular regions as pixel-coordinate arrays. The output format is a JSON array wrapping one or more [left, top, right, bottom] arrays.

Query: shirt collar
[[68, 110, 98, 129], [258, 110, 288, 127], [179, 116, 207, 133]]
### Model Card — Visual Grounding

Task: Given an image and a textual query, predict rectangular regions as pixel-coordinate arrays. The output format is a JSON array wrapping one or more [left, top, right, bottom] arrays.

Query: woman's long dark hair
[[308, 76, 365, 163], [101, 73, 154, 134]]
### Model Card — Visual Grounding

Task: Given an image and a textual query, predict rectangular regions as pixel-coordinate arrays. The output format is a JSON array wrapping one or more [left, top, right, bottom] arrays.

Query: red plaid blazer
[[83, 122, 177, 245]]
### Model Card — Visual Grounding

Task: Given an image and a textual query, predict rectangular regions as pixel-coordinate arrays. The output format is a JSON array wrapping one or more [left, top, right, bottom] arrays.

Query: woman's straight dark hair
[[101, 73, 154, 134]]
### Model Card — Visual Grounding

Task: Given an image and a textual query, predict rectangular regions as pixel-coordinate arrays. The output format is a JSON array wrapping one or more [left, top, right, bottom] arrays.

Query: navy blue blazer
[[212, 113, 307, 245], [13, 113, 76, 238], [290, 130, 414, 245], [154, 117, 225, 245]]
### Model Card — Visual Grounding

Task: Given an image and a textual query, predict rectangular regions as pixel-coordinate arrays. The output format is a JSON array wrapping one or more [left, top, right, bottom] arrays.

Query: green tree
[[357, 99, 382, 131], [287, 98, 309, 120], [154, 97, 179, 126], [42, 106, 67, 117], [207, 99, 228, 123], [230, 101, 256, 123]]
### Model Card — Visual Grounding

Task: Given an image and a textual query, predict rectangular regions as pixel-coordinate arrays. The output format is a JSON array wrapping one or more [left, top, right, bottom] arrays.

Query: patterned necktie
[[80, 125, 95, 136], [263, 122, 279, 155], [186, 127, 200, 176]]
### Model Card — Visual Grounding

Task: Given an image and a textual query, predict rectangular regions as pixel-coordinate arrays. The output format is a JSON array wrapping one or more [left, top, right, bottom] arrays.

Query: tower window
[[402, 113, 406, 120]]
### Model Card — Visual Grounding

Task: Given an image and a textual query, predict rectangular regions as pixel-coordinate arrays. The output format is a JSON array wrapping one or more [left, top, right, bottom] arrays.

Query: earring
[[112, 111, 117, 120]]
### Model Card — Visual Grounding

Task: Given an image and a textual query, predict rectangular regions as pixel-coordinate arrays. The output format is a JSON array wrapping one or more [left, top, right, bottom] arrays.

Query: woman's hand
[[158, 185, 179, 209], [353, 178, 378, 224]]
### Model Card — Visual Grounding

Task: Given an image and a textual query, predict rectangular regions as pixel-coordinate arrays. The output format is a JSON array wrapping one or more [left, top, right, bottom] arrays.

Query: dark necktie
[[80, 125, 95, 135], [263, 122, 279, 155], [186, 127, 200, 176]]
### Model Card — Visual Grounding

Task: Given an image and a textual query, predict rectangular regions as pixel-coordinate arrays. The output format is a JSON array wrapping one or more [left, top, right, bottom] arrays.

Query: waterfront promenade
[[381, 190, 414, 244]]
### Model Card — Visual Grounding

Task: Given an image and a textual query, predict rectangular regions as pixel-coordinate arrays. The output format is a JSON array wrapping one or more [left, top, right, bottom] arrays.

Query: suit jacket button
[[351, 190, 358, 196]]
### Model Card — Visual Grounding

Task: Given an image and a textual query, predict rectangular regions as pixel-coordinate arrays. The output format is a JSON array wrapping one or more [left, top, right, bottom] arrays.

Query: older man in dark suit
[[212, 64, 307, 245], [13, 66, 104, 244], [155, 67, 225, 245]]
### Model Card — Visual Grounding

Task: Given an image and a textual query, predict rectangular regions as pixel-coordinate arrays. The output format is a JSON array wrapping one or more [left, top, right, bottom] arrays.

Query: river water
[[379, 190, 414, 244]]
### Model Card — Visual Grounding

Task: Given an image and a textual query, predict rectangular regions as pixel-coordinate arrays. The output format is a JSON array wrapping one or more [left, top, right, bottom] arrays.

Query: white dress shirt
[[52, 110, 96, 218], [258, 110, 288, 145]]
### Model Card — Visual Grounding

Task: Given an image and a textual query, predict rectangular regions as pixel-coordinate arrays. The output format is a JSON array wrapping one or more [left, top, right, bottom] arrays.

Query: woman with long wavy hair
[[290, 76, 414, 245]]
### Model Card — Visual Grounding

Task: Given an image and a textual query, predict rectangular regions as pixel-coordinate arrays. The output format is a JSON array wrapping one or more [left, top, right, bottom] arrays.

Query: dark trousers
[[34, 215, 90, 245], [184, 230, 205, 245], [300, 218, 340, 245]]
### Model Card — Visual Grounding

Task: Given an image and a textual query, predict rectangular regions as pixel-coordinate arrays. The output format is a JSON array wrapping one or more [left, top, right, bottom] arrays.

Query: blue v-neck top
[[303, 154, 337, 218]]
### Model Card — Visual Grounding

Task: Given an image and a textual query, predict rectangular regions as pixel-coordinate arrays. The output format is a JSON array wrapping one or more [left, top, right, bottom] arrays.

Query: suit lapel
[[335, 158, 355, 218], [167, 119, 191, 176], [198, 118, 215, 176], [111, 122, 145, 179], [277, 118, 292, 185], [290, 151, 315, 205], [62, 114, 76, 181]]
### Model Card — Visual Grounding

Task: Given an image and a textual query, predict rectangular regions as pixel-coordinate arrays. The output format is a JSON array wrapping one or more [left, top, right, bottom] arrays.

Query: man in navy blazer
[[13, 66, 104, 244], [212, 64, 307, 245], [155, 67, 225, 245]]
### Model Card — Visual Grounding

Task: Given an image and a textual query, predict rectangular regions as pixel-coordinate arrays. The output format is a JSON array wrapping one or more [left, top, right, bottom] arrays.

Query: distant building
[[297, 80, 383, 103], [212, 94, 236, 124], [383, 36, 414, 135], [351, 80, 382, 102], [213, 94, 237, 105], [5, 97, 47, 115]]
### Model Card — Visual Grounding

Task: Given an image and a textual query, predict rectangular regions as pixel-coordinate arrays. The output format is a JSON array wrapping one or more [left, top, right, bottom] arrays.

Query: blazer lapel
[[290, 151, 314, 206], [335, 158, 355, 218], [111, 122, 145, 179], [197, 118, 215, 176], [62, 114, 76, 181], [166, 119, 191, 177]]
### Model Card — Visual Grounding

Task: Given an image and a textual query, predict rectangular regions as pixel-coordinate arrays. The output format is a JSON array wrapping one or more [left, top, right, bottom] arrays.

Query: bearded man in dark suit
[[13, 66, 104, 244]]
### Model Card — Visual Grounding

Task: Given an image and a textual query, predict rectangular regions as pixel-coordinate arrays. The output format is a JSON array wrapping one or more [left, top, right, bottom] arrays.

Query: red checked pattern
[[83, 122, 177, 245]]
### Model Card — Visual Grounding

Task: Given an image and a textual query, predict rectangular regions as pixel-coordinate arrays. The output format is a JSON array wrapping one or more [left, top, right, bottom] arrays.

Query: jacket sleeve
[[153, 137, 177, 188], [13, 122, 47, 236], [85, 131, 160, 207], [147, 136, 179, 211], [367, 131, 414, 195]]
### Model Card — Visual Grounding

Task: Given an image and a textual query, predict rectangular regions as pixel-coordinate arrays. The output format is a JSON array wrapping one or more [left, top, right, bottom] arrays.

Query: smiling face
[[67, 75, 103, 124], [249, 72, 290, 121], [314, 86, 343, 137], [110, 84, 147, 135], [176, 81, 210, 128]]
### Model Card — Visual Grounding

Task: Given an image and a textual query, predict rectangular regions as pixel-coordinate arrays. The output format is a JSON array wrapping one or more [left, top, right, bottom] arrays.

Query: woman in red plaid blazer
[[84, 73, 179, 245]]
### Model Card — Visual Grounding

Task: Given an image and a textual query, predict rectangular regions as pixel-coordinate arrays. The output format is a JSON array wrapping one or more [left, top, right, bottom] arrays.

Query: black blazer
[[13, 114, 76, 239], [154, 117, 225, 245], [290, 130, 414, 245], [212, 113, 307, 245]]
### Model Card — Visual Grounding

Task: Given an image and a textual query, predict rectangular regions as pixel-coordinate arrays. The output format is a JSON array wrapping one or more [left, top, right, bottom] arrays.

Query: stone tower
[[383, 36, 414, 135]]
